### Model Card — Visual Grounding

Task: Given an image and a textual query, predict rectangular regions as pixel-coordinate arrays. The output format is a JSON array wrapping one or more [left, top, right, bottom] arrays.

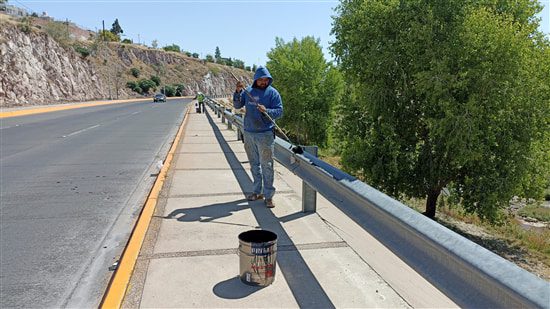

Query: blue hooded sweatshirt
[[233, 67, 283, 133]]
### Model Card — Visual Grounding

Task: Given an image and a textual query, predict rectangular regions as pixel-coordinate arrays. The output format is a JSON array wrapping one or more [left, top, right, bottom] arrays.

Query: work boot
[[265, 199, 275, 208], [246, 193, 264, 201]]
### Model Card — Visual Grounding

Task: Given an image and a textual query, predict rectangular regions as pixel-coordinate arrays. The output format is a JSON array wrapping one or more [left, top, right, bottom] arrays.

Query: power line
[[10, 0, 35, 13]]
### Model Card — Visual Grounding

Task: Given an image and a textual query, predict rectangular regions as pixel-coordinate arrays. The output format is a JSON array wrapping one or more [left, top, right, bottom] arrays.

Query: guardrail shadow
[[205, 108, 336, 309]]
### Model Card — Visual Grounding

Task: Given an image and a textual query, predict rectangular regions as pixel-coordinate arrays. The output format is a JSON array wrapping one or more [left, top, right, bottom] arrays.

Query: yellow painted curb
[[100, 105, 192, 309]]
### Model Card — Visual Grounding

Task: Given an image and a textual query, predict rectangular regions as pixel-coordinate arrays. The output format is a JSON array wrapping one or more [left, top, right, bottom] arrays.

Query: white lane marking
[[62, 124, 101, 138], [0, 124, 20, 130]]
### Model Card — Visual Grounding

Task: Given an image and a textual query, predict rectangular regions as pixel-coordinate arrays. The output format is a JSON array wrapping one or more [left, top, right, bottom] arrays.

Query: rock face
[[0, 23, 107, 106], [0, 20, 251, 107]]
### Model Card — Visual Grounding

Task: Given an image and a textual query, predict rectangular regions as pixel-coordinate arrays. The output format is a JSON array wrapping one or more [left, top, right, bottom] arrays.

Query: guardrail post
[[226, 109, 232, 129], [235, 114, 244, 142], [302, 145, 318, 213], [217, 105, 221, 118]]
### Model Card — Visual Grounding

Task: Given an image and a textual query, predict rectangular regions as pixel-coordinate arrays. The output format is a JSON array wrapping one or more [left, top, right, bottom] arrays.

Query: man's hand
[[257, 104, 267, 113], [235, 81, 244, 93]]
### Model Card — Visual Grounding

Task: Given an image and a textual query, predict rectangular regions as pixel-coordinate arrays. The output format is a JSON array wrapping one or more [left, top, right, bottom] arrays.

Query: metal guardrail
[[204, 96, 550, 309]]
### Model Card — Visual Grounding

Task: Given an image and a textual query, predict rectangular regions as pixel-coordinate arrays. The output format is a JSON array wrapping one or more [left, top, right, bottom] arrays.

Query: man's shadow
[[164, 198, 256, 227]]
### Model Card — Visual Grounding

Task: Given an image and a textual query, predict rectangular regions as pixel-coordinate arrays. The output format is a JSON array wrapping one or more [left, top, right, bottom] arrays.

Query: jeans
[[244, 130, 275, 199]]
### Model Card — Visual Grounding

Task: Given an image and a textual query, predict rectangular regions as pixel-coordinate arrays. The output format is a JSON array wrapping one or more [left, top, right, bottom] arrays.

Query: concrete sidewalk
[[121, 104, 456, 308]]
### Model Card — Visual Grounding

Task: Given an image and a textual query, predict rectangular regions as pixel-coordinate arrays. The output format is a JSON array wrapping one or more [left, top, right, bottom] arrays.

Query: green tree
[[233, 59, 245, 69], [205, 54, 214, 62], [192, 52, 199, 58], [267, 36, 344, 146], [215, 46, 221, 61], [151, 39, 158, 49], [110, 18, 123, 36], [163, 44, 181, 52], [331, 0, 550, 221], [138, 79, 156, 94], [174, 83, 185, 96], [150, 75, 161, 87], [162, 85, 176, 97], [126, 81, 142, 94]]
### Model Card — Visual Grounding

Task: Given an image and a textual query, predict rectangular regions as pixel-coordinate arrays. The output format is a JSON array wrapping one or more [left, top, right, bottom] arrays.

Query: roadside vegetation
[[264, 0, 549, 278]]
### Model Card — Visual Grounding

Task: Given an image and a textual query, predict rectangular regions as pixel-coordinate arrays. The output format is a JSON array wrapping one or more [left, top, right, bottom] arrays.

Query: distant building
[[0, 3, 29, 17]]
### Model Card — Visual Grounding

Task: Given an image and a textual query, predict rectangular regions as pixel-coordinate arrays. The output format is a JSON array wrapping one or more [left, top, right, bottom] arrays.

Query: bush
[[162, 85, 176, 97], [74, 45, 90, 58], [174, 83, 185, 96], [130, 68, 140, 78], [192, 53, 199, 58], [98, 30, 120, 42], [18, 17, 32, 34], [126, 81, 143, 94], [138, 79, 156, 93], [126, 81, 138, 90], [150, 75, 161, 86], [121, 38, 132, 44], [163, 44, 181, 53]]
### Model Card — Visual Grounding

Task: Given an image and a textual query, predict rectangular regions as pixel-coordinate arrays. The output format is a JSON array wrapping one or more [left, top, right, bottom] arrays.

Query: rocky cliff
[[0, 16, 251, 107]]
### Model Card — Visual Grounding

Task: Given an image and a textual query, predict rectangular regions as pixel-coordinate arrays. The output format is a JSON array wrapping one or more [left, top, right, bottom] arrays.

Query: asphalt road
[[0, 98, 190, 308]]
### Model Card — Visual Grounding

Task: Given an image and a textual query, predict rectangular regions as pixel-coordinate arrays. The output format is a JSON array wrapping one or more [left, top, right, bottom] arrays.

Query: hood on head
[[253, 66, 273, 87]]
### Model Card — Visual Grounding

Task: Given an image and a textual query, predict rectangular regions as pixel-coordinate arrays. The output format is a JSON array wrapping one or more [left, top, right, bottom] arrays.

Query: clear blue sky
[[11, 0, 550, 68]]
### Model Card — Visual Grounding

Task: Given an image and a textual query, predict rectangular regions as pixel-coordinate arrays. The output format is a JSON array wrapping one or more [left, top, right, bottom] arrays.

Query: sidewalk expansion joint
[[178, 151, 246, 154], [173, 167, 246, 171], [140, 241, 348, 260], [168, 190, 296, 198]]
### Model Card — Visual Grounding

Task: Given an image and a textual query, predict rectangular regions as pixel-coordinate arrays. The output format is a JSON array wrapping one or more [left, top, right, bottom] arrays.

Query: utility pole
[[102, 20, 105, 41], [137, 33, 140, 45]]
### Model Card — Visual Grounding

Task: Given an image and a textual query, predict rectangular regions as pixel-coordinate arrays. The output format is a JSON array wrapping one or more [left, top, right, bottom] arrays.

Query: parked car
[[153, 93, 166, 102]]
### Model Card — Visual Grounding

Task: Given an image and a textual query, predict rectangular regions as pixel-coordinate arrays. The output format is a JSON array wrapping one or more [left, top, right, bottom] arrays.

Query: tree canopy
[[110, 19, 123, 36], [331, 0, 550, 222], [267, 36, 344, 146], [215, 46, 221, 61], [163, 44, 181, 53]]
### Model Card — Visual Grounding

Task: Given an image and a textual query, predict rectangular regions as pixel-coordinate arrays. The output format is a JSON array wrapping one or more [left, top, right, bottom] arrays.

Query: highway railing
[[205, 96, 550, 309]]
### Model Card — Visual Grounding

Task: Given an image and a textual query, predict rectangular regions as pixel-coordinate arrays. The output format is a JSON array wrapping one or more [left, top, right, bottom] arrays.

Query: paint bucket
[[238, 230, 277, 286]]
